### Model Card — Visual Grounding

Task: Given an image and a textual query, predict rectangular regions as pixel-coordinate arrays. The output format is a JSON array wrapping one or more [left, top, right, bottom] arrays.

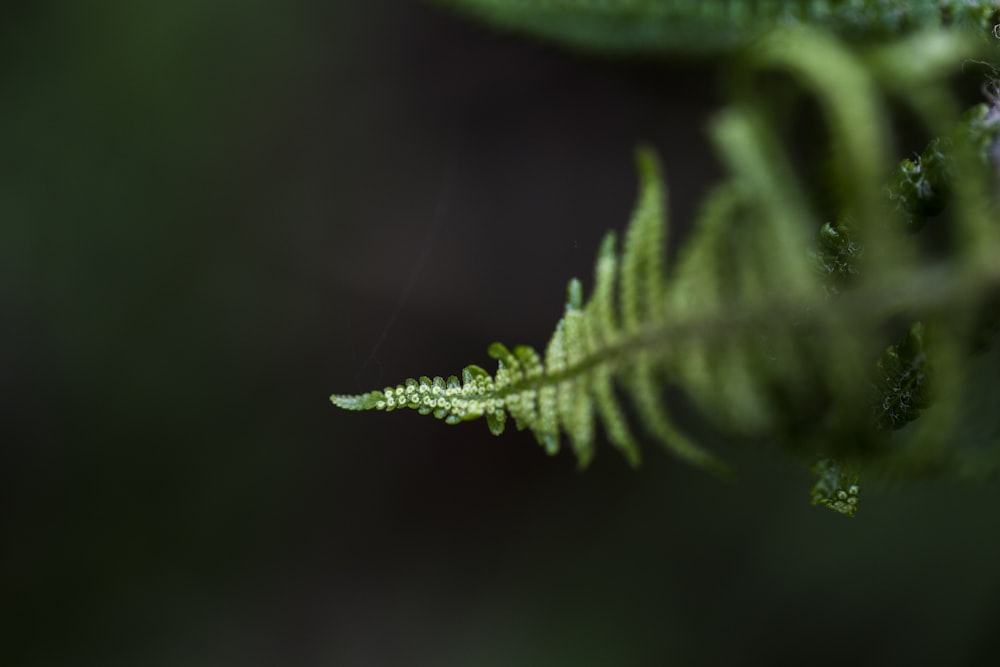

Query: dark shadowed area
[[3, 1, 1000, 665]]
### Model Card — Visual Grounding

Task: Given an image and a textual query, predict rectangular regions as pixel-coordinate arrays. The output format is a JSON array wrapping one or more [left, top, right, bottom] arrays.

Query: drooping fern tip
[[332, 148, 729, 476]]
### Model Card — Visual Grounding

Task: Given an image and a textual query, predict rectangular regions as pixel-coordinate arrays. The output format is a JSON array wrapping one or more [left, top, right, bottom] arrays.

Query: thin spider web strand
[[354, 158, 457, 389]]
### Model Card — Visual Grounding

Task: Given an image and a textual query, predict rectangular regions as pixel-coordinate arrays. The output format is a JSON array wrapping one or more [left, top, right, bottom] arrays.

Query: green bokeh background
[[4, 1, 1000, 665]]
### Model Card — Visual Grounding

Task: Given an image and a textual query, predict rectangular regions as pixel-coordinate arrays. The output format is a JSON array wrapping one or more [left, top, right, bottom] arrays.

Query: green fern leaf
[[333, 23, 1000, 516], [435, 0, 999, 57], [886, 104, 1000, 231], [333, 148, 728, 473]]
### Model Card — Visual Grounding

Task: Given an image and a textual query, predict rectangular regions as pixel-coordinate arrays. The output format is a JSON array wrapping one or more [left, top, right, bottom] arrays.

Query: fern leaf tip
[[330, 391, 384, 411]]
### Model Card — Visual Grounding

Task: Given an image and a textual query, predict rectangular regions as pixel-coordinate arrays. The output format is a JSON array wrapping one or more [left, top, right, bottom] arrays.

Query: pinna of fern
[[333, 25, 1000, 515]]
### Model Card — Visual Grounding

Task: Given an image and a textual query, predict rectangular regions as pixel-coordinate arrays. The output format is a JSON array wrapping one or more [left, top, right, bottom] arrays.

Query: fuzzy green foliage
[[333, 7, 1000, 516], [435, 0, 1000, 56], [888, 105, 1000, 231], [815, 104, 1000, 292]]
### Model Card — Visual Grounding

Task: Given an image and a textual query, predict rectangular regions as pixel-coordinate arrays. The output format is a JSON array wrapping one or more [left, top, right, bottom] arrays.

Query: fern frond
[[333, 21, 1000, 516], [436, 0, 999, 57], [333, 149, 730, 473]]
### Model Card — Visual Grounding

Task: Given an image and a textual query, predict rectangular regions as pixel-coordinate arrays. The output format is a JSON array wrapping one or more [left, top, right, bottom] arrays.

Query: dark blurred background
[[3, 1, 1000, 665]]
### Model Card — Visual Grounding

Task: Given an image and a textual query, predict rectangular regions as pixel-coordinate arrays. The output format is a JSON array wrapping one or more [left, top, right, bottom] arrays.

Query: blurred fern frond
[[333, 16, 1000, 515], [435, 0, 1000, 57]]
